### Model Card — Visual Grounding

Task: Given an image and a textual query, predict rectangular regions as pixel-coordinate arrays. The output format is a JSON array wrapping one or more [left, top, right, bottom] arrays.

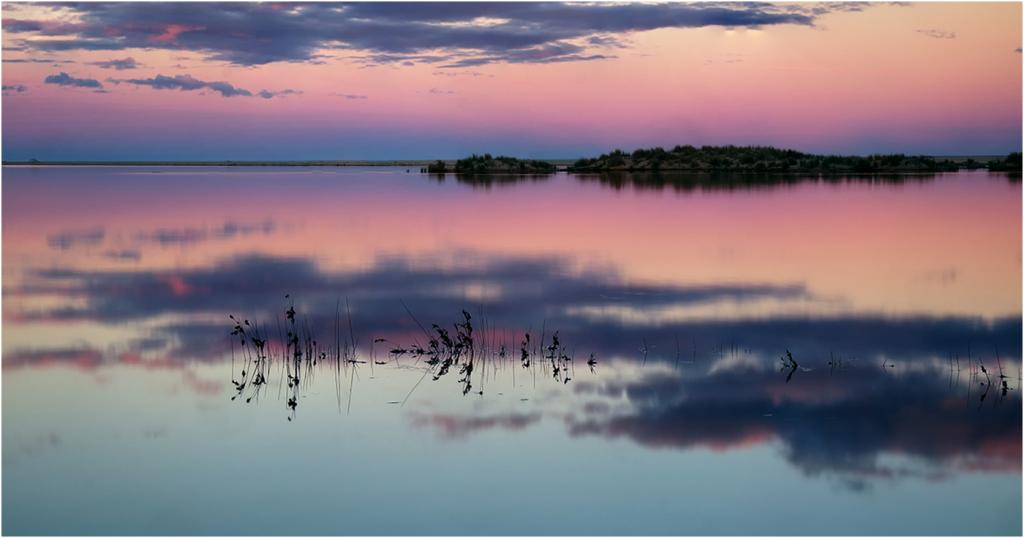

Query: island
[[568, 145, 996, 173], [418, 146, 1021, 175], [424, 154, 557, 174], [986, 152, 1023, 172]]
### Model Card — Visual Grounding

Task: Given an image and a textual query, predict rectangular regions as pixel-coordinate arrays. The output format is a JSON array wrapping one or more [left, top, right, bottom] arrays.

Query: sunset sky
[[1, 2, 1021, 160]]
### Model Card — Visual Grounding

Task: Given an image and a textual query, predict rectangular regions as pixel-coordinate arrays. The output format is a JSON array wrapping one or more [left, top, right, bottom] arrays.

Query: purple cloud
[[113, 73, 251, 97], [43, 71, 102, 88], [90, 57, 140, 70], [0, 2, 854, 67]]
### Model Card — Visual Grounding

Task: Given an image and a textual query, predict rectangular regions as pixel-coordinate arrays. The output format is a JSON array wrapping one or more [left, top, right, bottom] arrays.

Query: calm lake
[[2, 167, 1021, 535]]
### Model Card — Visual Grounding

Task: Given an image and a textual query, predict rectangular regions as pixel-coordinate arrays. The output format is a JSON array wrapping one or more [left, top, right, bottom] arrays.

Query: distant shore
[[0, 160, 441, 167], [1, 149, 1018, 172]]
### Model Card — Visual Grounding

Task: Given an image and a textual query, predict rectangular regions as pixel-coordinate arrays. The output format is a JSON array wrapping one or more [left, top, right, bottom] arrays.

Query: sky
[[1, 1, 1021, 160]]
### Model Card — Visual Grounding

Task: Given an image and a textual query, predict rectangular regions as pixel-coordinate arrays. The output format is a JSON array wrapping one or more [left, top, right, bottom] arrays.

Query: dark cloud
[[440, 42, 613, 68], [257, 88, 303, 99], [30, 38, 125, 52], [112, 73, 251, 97], [3, 57, 74, 64], [2, 84, 27, 93], [1, 2, 857, 67], [90, 57, 140, 70], [586, 34, 628, 48], [357, 53, 453, 66], [803, 2, 872, 16], [916, 28, 956, 39], [111, 73, 298, 99], [43, 71, 102, 88]]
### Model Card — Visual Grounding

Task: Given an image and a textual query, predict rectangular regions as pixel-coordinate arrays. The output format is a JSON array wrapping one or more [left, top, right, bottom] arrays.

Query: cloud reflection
[[6, 247, 1019, 492], [7, 251, 1020, 366], [413, 361, 1020, 491]]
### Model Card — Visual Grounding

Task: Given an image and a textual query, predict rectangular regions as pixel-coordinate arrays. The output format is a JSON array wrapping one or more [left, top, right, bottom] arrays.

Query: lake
[[2, 166, 1021, 535]]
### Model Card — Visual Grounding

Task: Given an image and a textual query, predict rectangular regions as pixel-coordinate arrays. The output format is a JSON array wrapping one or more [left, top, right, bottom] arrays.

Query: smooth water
[[2, 167, 1021, 535]]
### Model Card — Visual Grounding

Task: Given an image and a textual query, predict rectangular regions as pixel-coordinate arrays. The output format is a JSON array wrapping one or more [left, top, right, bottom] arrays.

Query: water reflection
[[429, 169, 1022, 193], [575, 171, 954, 192], [429, 172, 555, 189], [3, 166, 1020, 535], [212, 285, 1022, 493], [6, 251, 1019, 367], [404, 357, 1020, 492]]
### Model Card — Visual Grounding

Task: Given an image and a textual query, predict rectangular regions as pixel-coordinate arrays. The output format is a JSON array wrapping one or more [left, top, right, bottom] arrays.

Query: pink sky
[[1, 2, 1021, 160]]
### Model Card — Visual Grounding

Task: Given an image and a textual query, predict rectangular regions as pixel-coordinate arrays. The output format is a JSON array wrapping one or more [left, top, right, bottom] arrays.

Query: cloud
[[0, 2, 865, 67], [43, 71, 102, 88], [3, 57, 73, 64], [329, 92, 368, 100], [111, 74, 299, 99], [916, 28, 956, 39], [586, 34, 629, 48], [1016, 47, 1022, 53], [257, 88, 302, 99], [113, 73, 251, 97], [2, 84, 27, 93], [90, 57, 139, 70], [439, 42, 614, 68], [803, 2, 874, 16], [432, 70, 488, 78]]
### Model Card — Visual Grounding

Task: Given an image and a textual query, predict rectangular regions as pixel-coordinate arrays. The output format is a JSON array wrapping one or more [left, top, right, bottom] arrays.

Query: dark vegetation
[[425, 160, 448, 173], [568, 145, 1021, 173], [422, 146, 1021, 176], [423, 154, 556, 174], [228, 297, 1017, 421], [229, 296, 584, 420], [455, 154, 556, 174], [986, 152, 1022, 172]]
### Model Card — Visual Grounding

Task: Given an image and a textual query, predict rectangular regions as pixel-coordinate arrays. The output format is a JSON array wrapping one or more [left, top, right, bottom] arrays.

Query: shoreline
[[2, 156, 1011, 170], [4, 163, 1016, 175], [0, 160, 440, 167]]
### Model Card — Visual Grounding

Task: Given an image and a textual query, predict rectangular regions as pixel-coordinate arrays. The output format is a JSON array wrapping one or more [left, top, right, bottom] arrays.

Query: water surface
[[3, 167, 1021, 535]]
